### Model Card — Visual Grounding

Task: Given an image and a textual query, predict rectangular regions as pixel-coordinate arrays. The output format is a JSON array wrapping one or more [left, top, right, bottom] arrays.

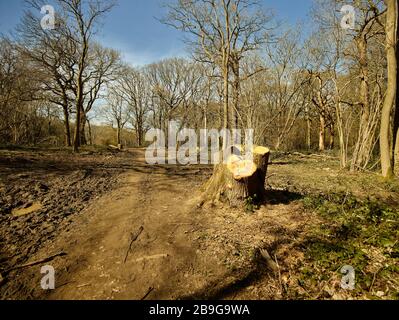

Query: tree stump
[[201, 146, 270, 207]]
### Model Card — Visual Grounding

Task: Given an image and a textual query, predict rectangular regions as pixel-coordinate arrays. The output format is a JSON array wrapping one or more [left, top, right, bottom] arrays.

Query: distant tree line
[[0, 0, 398, 178]]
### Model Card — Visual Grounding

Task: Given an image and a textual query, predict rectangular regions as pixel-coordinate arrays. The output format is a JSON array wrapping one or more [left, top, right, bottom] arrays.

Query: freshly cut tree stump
[[202, 146, 270, 207]]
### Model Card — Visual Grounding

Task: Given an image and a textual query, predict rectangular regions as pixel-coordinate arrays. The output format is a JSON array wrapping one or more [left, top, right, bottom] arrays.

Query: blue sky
[[0, 0, 313, 66]]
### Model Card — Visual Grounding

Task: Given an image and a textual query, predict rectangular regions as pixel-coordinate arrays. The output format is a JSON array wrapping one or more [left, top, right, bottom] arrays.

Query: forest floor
[[0, 147, 398, 300]]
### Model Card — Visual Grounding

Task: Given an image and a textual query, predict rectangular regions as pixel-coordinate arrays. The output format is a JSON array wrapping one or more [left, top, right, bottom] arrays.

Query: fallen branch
[[274, 254, 283, 294], [135, 254, 169, 263], [4, 252, 67, 274], [259, 249, 278, 273], [141, 287, 154, 300], [292, 152, 338, 160], [108, 144, 124, 151], [124, 226, 144, 264]]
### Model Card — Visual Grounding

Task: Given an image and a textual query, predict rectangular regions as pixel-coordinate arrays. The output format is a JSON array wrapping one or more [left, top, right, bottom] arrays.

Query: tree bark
[[336, 102, 347, 168], [319, 114, 326, 152], [117, 126, 121, 146], [329, 124, 335, 150], [136, 127, 142, 147], [393, 2, 399, 176], [222, 58, 230, 150], [306, 105, 311, 150], [201, 146, 270, 207], [62, 104, 71, 147], [79, 108, 87, 146], [380, 0, 397, 178], [73, 64, 84, 153], [351, 34, 371, 171], [232, 57, 240, 129], [87, 118, 93, 146]]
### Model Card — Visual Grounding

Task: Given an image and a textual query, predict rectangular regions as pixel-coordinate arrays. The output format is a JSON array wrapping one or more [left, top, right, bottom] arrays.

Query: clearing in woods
[[0, 148, 398, 300]]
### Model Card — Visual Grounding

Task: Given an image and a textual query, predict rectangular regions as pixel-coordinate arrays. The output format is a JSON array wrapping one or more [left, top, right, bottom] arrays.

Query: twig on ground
[[4, 252, 67, 274], [124, 226, 144, 264], [274, 254, 283, 295], [369, 267, 383, 293], [259, 248, 278, 273], [135, 254, 169, 263], [141, 287, 154, 300]]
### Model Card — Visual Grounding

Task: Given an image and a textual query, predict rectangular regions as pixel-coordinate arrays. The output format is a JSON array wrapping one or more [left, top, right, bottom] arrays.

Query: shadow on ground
[[177, 253, 273, 300], [263, 189, 303, 205]]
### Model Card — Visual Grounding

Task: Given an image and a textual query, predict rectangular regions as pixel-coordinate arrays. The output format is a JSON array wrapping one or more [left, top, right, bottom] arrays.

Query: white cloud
[[99, 35, 188, 67]]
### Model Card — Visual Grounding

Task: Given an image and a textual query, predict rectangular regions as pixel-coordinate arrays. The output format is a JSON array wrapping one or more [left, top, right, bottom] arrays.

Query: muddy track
[[0, 150, 212, 299], [45, 170, 206, 300], [1, 149, 310, 300]]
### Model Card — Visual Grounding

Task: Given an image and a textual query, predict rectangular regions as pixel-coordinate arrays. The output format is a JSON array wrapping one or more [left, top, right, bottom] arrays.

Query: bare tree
[[0, 37, 45, 145], [103, 87, 130, 147], [165, 0, 271, 150], [311, 0, 386, 170], [16, 0, 78, 146], [147, 58, 201, 134], [78, 43, 121, 145], [116, 66, 151, 147], [58, 0, 116, 152], [380, 0, 398, 178]]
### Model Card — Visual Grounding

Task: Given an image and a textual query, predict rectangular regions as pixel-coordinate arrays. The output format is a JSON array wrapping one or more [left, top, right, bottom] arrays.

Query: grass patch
[[297, 193, 399, 299]]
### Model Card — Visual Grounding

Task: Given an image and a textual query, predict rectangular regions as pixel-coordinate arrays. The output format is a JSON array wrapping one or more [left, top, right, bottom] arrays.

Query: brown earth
[[0, 148, 397, 300]]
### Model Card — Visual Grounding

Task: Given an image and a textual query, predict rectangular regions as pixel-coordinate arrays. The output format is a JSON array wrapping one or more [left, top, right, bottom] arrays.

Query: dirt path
[[2, 149, 312, 300], [42, 153, 209, 300]]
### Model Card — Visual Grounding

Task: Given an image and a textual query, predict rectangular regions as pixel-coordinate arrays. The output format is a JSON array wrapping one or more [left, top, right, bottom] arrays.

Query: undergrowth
[[297, 192, 399, 299]]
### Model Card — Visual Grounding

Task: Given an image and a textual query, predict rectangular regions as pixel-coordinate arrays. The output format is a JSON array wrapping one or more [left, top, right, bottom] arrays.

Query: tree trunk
[[73, 66, 84, 153], [203, 107, 208, 132], [329, 124, 335, 150], [232, 58, 240, 129], [87, 118, 93, 146], [79, 109, 87, 146], [74, 76, 83, 153], [319, 115, 326, 152], [351, 34, 371, 171], [136, 127, 142, 147], [394, 3, 399, 176], [73, 35, 89, 153], [275, 137, 281, 151], [62, 104, 71, 147], [306, 105, 311, 150], [394, 98, 399, 176], [117, 128, 121, 146], [47, 107, 51, 136], [336, 102, 347, 168], [201, 146, 270, 207], [222, 60, 230, 150], [380, 0, 397, 178]]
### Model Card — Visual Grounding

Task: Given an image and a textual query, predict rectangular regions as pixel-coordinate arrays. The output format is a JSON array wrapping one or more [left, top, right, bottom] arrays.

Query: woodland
[[0, 0, 398, 300]]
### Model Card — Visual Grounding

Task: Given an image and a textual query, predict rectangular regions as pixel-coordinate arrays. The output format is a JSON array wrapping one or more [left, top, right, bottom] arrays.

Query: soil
[[0, 148, 397, 300]]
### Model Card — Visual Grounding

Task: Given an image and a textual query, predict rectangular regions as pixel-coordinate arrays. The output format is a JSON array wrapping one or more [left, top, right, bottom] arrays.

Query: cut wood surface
[[227, 155, 257, 180], [202, 145, 270, 206]]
